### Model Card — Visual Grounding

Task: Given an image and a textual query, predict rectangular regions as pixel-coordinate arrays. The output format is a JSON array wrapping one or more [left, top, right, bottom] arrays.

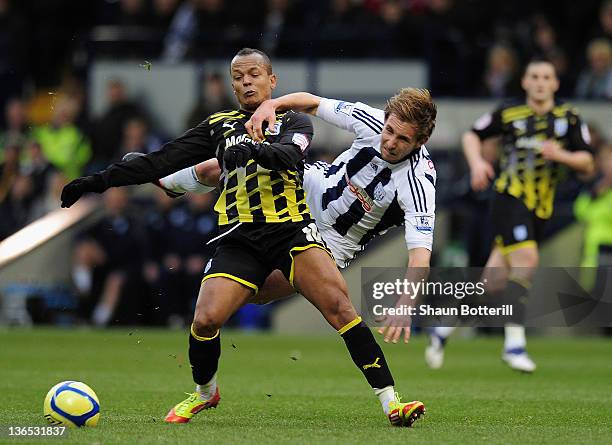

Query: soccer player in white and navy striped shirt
[[155, 88, 437, 343]]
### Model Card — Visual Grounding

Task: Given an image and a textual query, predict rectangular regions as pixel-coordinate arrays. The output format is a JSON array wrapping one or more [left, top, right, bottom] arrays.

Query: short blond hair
[[384, 88, 437, 144]]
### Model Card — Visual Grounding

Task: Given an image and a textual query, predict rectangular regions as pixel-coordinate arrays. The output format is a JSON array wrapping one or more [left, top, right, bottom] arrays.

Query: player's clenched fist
[[60, 175, 105, 208], [223, 142, 255, 169]]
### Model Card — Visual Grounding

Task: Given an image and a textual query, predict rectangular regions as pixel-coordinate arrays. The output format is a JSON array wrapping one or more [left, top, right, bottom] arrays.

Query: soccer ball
[[43, 381, 100, 427]]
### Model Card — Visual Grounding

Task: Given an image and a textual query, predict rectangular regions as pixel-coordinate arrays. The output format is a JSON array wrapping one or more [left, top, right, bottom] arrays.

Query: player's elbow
[[581, 154, 596, 177], [407, 247, 431, 269], [462, 131, 479, 147]]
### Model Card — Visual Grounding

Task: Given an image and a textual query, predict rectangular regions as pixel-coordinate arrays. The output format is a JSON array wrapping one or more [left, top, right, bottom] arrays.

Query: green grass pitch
[[0, 328, 611, 444]]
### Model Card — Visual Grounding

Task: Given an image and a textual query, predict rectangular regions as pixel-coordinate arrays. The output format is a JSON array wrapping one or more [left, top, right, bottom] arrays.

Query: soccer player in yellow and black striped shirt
[[427, 58, 594, 373], [61, 48, 424, 427]]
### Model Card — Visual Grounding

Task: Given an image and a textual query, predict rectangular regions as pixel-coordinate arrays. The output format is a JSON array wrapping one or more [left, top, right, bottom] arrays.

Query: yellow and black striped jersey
[[96, 108, 314, 226], [207, 109, 313, 225], [471, 100, 592, 219]]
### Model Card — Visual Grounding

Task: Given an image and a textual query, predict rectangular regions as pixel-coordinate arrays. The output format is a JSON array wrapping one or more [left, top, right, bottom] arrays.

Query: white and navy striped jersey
[[303, 98, 436, 267]]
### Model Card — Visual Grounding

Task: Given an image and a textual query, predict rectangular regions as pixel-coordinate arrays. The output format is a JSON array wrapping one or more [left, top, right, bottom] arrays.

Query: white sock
[[434, 326, 455, 340], [91, 304, 112, 326], [374, 386, 396, 414], [196, 373, 217, 400], [504, 324, 526, 352], [72, 266, 92, 294]]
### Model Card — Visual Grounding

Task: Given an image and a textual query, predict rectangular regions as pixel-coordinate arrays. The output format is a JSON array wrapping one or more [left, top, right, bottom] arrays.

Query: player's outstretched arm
[[246, 93, 321, 142], [61, 123, 215, 208]]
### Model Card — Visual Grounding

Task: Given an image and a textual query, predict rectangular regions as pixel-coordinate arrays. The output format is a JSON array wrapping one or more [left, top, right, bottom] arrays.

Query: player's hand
[[377, 295, 413, 344], [469, 159, 495, 192], [245, 99, 277, 142], [223, 142, 255, 169], [60, 175, 105, 208], [377, 316, 412, 344], [541, 140, 565, 162]]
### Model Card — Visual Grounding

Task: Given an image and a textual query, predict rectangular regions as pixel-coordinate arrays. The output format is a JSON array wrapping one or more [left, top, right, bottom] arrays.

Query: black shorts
[[202, 220, 333, 293], [490, 192, 547, 254]]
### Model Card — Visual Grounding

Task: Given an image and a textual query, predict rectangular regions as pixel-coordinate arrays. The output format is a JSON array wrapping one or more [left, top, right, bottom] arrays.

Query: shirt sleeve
[[471, 107, 504, 140], [316, 98, 385, 138], [96, 120, 215, 189], [566, 111, 593, 153], [255, 112, 313, 170], [396, 165, 436, 251]]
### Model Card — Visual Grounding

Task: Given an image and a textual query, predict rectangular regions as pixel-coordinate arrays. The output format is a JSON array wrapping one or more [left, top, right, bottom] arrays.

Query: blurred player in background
[[150, 88, 437, 345], [427, 58, 594, 372], [60, 48, 425, 427]]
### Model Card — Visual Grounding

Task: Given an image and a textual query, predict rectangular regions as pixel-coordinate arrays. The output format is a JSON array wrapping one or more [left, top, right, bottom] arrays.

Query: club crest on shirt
[[415, 216, 433, 233], [334, 101, 354, 116], [374, 182, 385, 201], [265, 121, 282, 136], [554, 118, 568, 137], [513, 224, 528, 241], [512, 119, 526, 132], [370, 162, 378, 172]]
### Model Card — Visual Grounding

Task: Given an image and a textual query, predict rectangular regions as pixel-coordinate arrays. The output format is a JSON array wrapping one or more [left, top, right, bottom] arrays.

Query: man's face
[[230, 54, 276, 111], [380, 113, 422, 163], [521, 62, 559, 102]]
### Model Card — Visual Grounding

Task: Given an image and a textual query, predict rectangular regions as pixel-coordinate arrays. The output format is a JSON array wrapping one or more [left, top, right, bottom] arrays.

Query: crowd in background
[[0, 0, 611, 327], [1, 0, 611, 103]]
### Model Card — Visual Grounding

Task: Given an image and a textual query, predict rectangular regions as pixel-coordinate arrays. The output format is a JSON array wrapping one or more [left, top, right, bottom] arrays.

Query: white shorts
[[304, 162, 361, 268]]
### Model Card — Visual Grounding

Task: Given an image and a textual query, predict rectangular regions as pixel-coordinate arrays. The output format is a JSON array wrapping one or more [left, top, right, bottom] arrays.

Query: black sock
[[188, 325, 221, 385], [503, 278, 530, 325], [340, 318, 395, 389]]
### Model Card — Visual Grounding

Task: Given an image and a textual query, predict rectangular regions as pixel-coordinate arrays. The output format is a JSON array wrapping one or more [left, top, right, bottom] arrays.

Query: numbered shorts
[[202, 220, 333, 293], [490, 192, 547, 255]]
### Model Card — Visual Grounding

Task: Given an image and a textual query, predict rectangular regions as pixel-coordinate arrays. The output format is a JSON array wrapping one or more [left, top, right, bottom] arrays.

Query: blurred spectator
[[589, 0, 612, 42], [163, 0, 258, 62], [423, 0, 471, 95], [72, 187, 148, 326], [575, 38, 612, 100], [0, 144, 28, 240], [149, 0, 181, 30], [31, 96, 91, 180], [482, 44, 521, 98], [20, 140, 61, 220], [0, 98, 29, 160], [92, 79, 147, 166], [260, 0, 289, 56], [185, 73, 234, 129], [118, 0, 151, 26], [575, 144, 612, 279], [142, 189, 182, 325], [117, 116, 164, 160], [0, 143, 19, 206], [316, 0, 370, 57], [530, 15, 559, 57], [0, 0, 28, 115], [260, 0, 310, 57], [143, 191, 217, 325]]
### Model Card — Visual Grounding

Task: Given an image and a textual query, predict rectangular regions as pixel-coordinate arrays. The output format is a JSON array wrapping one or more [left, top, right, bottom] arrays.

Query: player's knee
[[192, 310, 223, 337], [509, 248, 539, 271], [250, 291, 268, 305]]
